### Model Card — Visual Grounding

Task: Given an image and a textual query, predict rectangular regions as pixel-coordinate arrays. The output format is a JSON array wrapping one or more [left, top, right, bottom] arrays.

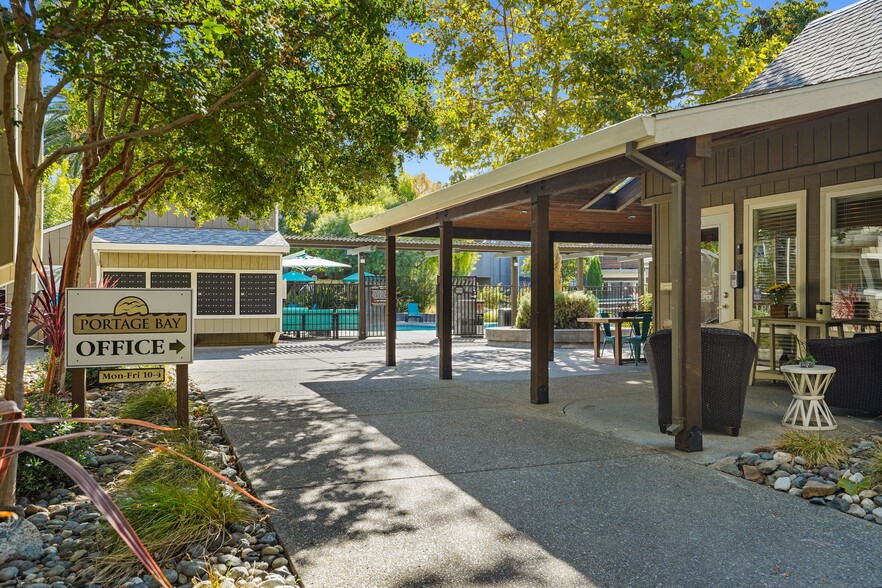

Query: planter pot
[[799, 360, 816, 368], [853, 301, 871, 320], [769, 304, 790, 318]]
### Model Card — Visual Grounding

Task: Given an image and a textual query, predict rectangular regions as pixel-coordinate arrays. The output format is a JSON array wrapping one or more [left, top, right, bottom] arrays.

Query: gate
[[364, 276, 386, 337], [451, 276, 484, 337]]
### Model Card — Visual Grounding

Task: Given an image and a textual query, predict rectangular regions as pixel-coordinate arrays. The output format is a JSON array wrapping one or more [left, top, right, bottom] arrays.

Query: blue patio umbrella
[[341, 271, 375, 283], [282, 270, 315, 283]]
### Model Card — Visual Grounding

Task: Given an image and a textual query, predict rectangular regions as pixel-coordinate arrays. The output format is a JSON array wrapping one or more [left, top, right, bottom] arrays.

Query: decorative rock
[[772, 451, 792, 463], [794, 456, 806, 466], [828, 498, 851, 513], [849, 472, 864, 484], [757, 460, 779, 475], [861, 498, 876, 509], [774, 477, 792, 491], [847, 504, 867, 517], [271, 558, 289, 570], [228, 566, 249, 580], [96, 454, 127, 465], [788, 488, 802, 496], [802, 481, 838, 499], [840, 494, 854, 504], [873, 507, 882, 518], [0, 508, 44, 564], [819, 466, 839, 479], [742, 465, 764, 483], [859, 489, 878, 499], [261, 533, 278, 546], [809, 497, 827, 506], [163, 569, 178, 584], [0, 566, 19, 582]]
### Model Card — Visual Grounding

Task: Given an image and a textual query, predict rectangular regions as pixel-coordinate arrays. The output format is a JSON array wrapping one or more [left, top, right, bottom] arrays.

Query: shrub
[[514, 291, 599, 329], [98, 477, 257, 582], [17, 393, 92, 497], [775, 430, 849, 468], [477, 285, 508, 310], [119, 386, 179, 424], [554, 291, 599, 329]]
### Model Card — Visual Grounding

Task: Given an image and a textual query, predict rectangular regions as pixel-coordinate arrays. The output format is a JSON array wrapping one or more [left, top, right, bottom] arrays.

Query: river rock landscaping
[[0, 362, 300, 588], [711, 437, 882, 525]]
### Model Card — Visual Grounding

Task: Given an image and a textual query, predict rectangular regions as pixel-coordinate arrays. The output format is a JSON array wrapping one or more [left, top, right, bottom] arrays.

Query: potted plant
[[798, 354, 817, 368], [764, 283, 793, 318], [832, 283, 867, 319]]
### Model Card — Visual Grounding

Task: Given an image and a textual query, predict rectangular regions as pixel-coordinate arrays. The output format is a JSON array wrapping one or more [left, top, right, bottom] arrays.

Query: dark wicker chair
[[645, 328, 757, 436], [805, 332, 882, 415]]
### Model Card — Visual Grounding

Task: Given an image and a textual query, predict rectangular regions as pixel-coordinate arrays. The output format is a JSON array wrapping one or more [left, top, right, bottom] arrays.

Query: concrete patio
[[191, 332, 882, 587]]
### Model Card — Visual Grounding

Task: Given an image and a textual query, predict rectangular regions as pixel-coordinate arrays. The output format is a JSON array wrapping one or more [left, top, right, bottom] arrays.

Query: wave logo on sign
[[73, 296, 187, 335]]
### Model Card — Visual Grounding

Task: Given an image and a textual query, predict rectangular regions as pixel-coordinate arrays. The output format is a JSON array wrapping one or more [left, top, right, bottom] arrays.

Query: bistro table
[[577, 316, 635, 365], [780, 364, 838, 431]]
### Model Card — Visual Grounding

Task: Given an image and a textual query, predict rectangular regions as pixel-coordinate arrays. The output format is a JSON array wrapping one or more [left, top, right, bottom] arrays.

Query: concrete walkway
[[191, 334, 882, 587]]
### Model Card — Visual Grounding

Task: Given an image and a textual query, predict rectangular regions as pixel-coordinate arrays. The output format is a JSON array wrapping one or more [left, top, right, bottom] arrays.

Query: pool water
[[397, 323, 437, 331]]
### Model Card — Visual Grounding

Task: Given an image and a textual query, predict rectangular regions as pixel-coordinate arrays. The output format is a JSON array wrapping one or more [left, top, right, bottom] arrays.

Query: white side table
[[780, 365, 838, 431]]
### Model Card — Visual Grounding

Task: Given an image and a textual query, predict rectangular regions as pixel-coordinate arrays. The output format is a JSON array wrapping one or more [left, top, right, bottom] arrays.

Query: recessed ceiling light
[[628, 215, 637, 219], [520, 210, 528, 214]]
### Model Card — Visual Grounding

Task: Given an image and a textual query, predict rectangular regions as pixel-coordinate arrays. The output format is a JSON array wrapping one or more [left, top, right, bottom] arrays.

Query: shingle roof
[[744, 0, 882, 94], [94, 227, 289, 249]]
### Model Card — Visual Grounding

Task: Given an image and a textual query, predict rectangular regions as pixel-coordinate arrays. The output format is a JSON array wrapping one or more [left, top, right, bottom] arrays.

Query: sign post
[[65, 289, 194, 424]]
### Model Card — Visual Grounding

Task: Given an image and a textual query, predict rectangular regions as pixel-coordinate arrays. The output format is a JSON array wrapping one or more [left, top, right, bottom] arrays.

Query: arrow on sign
[[169, 340, 186, 354]]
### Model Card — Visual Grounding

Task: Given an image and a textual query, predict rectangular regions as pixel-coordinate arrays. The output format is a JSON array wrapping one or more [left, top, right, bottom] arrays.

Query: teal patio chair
[[407, 302, 424, 322], [624, 313, 653, 365], [599, 311, 617, 357]]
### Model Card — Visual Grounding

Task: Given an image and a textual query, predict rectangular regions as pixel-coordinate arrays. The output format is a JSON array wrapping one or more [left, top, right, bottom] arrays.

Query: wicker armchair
[[645, 328, 757, 436], [805, 332, 882, 415]]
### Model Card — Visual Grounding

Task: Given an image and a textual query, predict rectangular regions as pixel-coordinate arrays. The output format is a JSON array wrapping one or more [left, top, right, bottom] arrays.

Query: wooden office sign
[[98, 367, 166, 385]]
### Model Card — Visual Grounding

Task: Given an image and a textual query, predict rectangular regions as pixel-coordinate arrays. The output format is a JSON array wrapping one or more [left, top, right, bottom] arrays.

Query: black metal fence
[[282, 280, 386, 338], [476, 282, 641, 325]]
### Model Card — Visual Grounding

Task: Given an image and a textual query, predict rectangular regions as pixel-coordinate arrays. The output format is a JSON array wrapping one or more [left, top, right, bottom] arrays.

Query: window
[[828, 190, 882, 318], [151, 272, 191, 289], [239, 273, 278, 315], [196, 273, 235, 315], [751, 205, 798, 315], [104, 271, 146, 288]]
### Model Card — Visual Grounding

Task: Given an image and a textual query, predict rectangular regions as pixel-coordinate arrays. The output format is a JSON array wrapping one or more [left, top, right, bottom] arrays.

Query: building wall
[[645, 101, 882, 328], [99, 251, 282, 345]]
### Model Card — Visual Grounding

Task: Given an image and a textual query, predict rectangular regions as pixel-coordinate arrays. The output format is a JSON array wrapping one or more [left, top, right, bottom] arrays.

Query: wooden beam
[[676, 145, 706, 452], [548, 236, 555, 362], [405, 226, 652, 245], [510, 257, 519, 320], [531, 195, 550, 404], [176, 364, 189, 426], [439, 221, 453, 380], [385, 235, 397, 367], [357, 252, 367, 340]]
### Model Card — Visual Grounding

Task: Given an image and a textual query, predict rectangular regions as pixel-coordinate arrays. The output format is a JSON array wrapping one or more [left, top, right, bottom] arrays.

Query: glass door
[[701, 207, 734, 324]]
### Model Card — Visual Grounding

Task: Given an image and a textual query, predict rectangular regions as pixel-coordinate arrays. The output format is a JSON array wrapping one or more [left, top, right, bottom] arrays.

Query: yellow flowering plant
[[764, 282, 792, 305]]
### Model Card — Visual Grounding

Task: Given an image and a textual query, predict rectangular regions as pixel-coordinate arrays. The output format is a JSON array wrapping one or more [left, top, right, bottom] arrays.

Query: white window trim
[[98, 267, 282, 319], [743, 191, 807, 322], [820, 178, 882, 301]]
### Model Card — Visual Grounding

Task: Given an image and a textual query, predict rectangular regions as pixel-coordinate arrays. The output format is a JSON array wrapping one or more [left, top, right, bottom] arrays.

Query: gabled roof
[[744, 0, 882, 94], [93, 227, 289, 253]]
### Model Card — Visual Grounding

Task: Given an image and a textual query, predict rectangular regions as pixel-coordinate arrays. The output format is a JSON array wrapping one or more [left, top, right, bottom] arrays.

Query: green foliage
[[586, 257, 604, 289], [478, 285, 508, 310], [836, 475, 872, 496], [98, 477, 256, 582], [42, 160, 75, 228], [119, 387, 179, 425], [775, 430, 849, 469], [738, 0, 828, 49], [639, 292, 654, 313], [514, 290, 598, 329], [17, 393, 92, 498], [554, 291, 599, 329], [419, 0, 827, 176], [514, 295, 532, 329]]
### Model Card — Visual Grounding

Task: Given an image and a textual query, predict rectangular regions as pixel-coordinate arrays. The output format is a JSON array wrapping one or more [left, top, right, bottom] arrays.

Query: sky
[[401, 0, 856, 184]]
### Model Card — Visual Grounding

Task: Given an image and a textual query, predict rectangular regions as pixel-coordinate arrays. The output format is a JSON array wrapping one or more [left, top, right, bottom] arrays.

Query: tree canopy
[[417, 0, 827, 176]]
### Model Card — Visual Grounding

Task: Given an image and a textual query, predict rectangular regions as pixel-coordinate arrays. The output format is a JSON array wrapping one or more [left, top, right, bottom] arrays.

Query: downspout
[[624, 141, 685, 436]]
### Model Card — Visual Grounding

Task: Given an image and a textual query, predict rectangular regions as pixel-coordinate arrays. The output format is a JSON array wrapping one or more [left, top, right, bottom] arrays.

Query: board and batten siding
[[643, 101, 882, 328], [100, 251, 282, 344]]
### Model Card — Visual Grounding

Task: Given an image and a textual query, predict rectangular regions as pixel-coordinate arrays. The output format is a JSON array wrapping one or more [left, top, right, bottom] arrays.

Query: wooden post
[[176, 364, 189, 426], [70, 368, 86, 418], [675, 147, 705, 452], [530, 194, 550, 404], [357, 252, 367, 340], [548, 236, 555, 362], [510, 257, 519, 321], [576, 257, 584, 291], [439, 221, 453, 380], [637, 258, 645, 298], [386, 234, 397, 367]]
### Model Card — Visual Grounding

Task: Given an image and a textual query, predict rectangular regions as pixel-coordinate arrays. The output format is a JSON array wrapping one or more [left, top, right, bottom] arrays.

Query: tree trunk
[[43, 210, 90, 397], [0, 182, 38, 506]]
